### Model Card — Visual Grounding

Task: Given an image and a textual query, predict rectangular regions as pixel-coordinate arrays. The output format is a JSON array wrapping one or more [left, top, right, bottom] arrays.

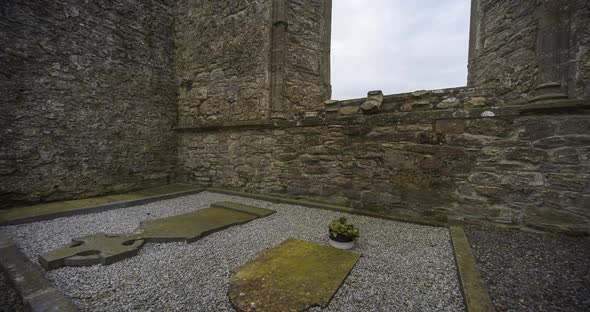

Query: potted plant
[[328, 217, 359, 250]]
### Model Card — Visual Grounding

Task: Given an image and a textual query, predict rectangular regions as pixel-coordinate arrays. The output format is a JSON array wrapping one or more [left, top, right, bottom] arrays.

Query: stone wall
[[468, 0, 590, 100], [468, 0, 538, 99], [0, 0, 177, 207], [573, 0, 590, 98], [177, 89, 590, 233], [175, 0, 272, 125], [1, 0, 589, 233], [283, 0, 332, 114], [174, 0, 332, 124]]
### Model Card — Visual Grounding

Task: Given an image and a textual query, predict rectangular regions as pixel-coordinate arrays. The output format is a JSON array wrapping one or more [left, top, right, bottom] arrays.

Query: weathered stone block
[[468, 172, 501, 185], [381, 101, 401, 112], [532, 136, 566, 149], [435, 119, 466, 134], [360, 190, 401, 207], [411, 90, 429, 97], [397, 124, 433, 131], [519, 120, 558, 140], [456, 183, 479, 199], [532, 135, 590, 150], [383, 151, 417, 169], [550, 147, 581, 164], [272, 151, 299, 161], [339, 105, 360, 115], [304, 111, 319, 118], [467, 97, 487, 107], [546, 174, 589, 192], [455, 204, 504, 219], [558, 117, 590, 135], [436, 97, 461, 109], [416, 132, 444, 144], [360, 90, 383, 114], [415, 152, 442, 168], [466, 118, 513, 137], [505, 147, 549, 164], [473, 185, 504, 199], [500, 172, 544, 187], [409, 100, 433, 111], [194, 87, 208, 100], [477, 146, 504, 162], [523, 206, 588, 232]]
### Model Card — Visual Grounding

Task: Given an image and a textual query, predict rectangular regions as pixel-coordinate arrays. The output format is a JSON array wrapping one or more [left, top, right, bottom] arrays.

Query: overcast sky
[[331, 0, 471, 99]]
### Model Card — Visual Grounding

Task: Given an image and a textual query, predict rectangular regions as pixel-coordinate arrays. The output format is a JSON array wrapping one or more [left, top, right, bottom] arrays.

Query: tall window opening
[[331, 0, 471, 100]]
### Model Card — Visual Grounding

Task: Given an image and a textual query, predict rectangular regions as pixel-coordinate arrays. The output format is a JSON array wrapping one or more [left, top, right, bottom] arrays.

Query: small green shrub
[[328, 217, 360, 239]]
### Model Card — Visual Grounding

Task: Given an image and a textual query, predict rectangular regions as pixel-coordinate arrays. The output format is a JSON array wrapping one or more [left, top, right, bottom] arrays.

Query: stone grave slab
[[139, 207, 261, 243], [211, 201, 276, 217], [228, 238, 361, 312], [38, 202, 275, 270], [38, 234, 145, 270]]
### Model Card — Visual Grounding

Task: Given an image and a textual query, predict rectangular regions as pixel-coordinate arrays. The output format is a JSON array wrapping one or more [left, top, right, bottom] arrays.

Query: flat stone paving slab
[[211, 201, 277, 217], [449, 226, 494, 312], [138, 206, 269, 243], [229, 238, 361, 312], [0, 184, 201, 225], [38, 203, 275, 270], [38, 234, 145, 270]]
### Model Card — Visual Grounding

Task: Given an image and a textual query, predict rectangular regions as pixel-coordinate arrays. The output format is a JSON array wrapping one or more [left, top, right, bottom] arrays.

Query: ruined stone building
[[1, 0, 589, 234]]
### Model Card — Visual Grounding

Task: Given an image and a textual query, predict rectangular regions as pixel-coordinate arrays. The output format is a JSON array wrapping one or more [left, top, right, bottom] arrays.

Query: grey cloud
[[331, 0, 471, 99]]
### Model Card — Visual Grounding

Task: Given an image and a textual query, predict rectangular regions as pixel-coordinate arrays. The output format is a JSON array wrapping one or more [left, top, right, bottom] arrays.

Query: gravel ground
[[465, 224, 590, 312], [0, 271, 25, 312], [1, 192, 464, 312]]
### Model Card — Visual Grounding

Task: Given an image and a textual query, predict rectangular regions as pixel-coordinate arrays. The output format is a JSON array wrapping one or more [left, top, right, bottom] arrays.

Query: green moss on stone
[[449, 226, 495, 312], [229, 238, 361, 311]]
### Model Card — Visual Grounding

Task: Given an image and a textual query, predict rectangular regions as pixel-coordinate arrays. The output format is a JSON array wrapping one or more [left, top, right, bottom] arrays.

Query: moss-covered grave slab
[[38, 202, 275, 270], [229, 238, 361, 312]]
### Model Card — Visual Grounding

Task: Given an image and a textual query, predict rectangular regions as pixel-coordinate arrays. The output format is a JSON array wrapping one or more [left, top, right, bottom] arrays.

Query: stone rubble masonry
[[175, 0, 272, 125], [177, 92, 590, 234], [1, 1, 589, 233], [468, 0, 590, 100], [320, 87, 494, 118], [0, 232, 77, 311], [0, 0, 331, 206], [0, 0, 178, 208], [283, 0, 332, 115], [175, 0, 332, 125]]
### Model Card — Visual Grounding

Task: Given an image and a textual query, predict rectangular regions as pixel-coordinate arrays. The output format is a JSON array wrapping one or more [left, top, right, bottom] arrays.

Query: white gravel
[[1, 192, 464, 311]]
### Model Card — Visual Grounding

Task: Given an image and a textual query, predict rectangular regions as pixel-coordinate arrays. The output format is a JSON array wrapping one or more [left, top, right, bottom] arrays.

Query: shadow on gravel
[[0, 271, 25, 312], [465, 225, 590, 312]]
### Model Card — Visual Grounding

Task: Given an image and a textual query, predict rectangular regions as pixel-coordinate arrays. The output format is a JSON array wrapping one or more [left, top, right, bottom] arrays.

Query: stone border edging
[[0, 186, 493, 311], [0, 189, 203, 226], [448, 223, 495, 312], [210, 188, 495, 312], [206, 188, 446, 227], [0, 232, 77, 312]]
